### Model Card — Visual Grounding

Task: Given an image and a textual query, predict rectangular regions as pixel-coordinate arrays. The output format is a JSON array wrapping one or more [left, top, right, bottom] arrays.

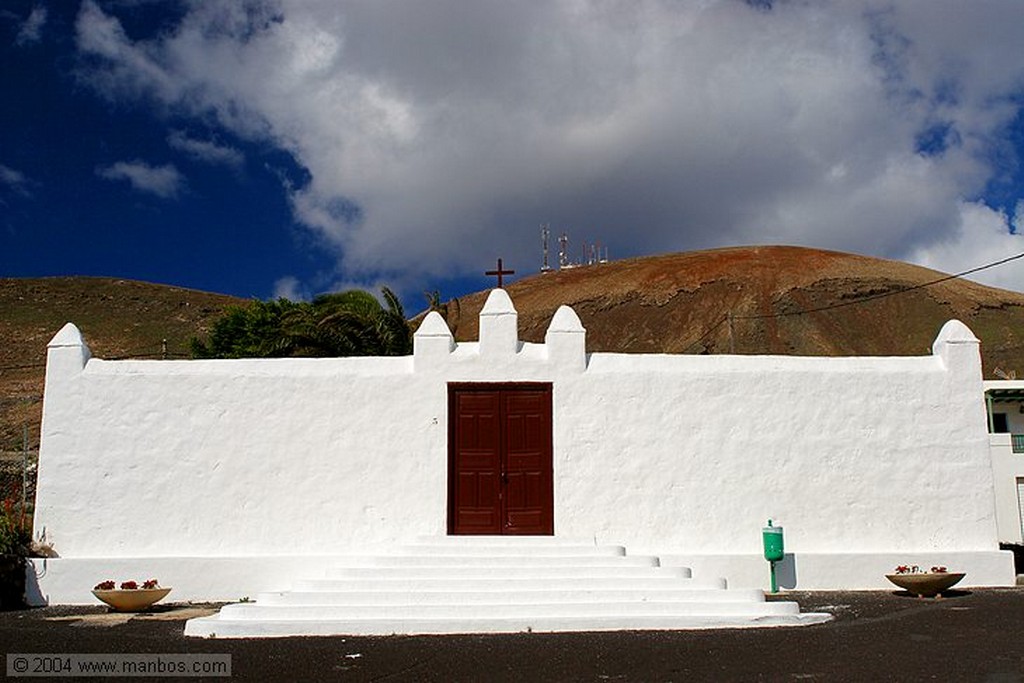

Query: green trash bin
[[762, 520, 784, 592], [762, 520, 784, 562]]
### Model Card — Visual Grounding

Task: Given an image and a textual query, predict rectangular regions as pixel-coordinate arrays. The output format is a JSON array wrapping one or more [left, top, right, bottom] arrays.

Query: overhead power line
[[0, 340, 192, 372], [679, 250, 1024, 353], [681, 316, 730, 354], [734, 250, 1024, 321]]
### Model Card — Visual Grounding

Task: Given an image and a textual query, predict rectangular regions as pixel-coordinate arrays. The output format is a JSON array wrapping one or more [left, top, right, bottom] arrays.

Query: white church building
[[28, 289, 1015, 635]]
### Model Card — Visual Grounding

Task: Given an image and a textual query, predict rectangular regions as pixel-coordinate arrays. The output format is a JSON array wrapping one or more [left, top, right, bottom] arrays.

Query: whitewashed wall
[[31, 290, 1013, 602]]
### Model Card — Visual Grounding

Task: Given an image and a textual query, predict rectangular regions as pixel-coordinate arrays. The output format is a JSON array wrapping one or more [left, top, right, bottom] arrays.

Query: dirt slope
[[443, 245, 1024, 370], [0, 277, 243, 455], [8, 246, 1024, 456]]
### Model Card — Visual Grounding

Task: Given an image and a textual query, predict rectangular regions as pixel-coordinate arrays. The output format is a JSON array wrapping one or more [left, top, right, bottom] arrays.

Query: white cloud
[[274, 274, 406, 306], [909, 201, 1024, 292], [0, 164, 24, 184], [97, 160, 184, 199], [16, 6, 47, 45], [0, 163, 33, 197], [271, 276, 306, 301], [74, 0, 181, 101], [74, 1, 1024, 289], [167, 130, 244, 169]]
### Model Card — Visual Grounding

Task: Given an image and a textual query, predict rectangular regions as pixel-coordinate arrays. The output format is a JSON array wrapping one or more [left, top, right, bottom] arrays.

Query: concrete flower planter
[[885, 572, 965, 598], [91, 587, 172, 612]]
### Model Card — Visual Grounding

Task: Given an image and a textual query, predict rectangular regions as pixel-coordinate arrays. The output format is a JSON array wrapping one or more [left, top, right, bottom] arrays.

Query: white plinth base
[[657, 550, 1016, 591], [27, 546, 1015, 610]]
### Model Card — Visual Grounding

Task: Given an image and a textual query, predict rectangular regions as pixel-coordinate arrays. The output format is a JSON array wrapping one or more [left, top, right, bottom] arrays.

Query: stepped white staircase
[[184, 537, 831, 638]]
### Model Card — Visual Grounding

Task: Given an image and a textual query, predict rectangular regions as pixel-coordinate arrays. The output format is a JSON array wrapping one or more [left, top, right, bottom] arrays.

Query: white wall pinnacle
[[479, 289, 519, 356]]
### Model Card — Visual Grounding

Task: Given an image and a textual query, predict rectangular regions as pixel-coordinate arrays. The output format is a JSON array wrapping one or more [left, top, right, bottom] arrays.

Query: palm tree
[[192, 287, 412, 358], [191, 298, 303, 358], [424, 290, 460, 336], [304, 287, 412, 356]]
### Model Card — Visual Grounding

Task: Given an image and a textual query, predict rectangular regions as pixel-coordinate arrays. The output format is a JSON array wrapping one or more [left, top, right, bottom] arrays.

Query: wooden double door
[[448, 383, 553, 535]]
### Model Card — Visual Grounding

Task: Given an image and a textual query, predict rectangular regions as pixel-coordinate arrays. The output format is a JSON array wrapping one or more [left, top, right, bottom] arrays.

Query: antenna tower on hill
[[558, 232, 572, 269], [541, 224, 552, 272], [542, 225, 610, 272]]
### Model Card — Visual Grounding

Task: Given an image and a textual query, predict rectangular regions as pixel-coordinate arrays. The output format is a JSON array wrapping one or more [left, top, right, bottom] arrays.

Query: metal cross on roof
[[486, 258, 515, 288]]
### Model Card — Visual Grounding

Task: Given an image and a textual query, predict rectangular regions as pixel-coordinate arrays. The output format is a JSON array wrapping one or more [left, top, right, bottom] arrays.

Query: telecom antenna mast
[[541, 224, 552, 272], [558, 233, 571, 269]]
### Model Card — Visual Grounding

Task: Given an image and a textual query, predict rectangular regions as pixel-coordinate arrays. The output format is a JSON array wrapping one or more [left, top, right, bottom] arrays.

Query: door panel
[[450, 390, 502, 534], [502, 390, 552, 535], [449, 384, 553, 535]]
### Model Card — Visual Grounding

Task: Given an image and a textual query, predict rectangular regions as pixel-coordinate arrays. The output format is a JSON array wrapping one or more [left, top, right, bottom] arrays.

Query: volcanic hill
[[6, 245, 1024, 457], [0, 277, 244, 455], [444, 245, 1024, 371]]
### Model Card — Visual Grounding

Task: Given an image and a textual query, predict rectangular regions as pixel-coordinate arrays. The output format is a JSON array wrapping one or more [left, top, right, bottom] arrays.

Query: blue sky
[[2, 1, 1024, 305]]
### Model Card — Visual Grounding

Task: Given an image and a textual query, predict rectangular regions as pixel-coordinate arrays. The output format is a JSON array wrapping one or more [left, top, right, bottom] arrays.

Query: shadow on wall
[[0, 556, 26, 608], [999, 543, 1024, 574], [25, 560, 45, 606], [776, 553, 798, 590], [6, 559, 48, 608], [0, 557, 41, 609]]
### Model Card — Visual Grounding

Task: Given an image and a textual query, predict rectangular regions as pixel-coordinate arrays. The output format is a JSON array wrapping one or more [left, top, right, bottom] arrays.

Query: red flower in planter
[[895, 564, 949, 575], [142, 579, 159, 589], [94, 581, 115, 590], [119, 581, 138, 590]]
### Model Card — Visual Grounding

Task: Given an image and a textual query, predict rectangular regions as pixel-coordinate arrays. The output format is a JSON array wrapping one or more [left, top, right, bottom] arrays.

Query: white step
[[255, 587, 765, 606], [334, 554, 657, 567], [292, 576, 721, 592], [213, 600, 801, 621], [184, 612, 832, 638], [184, 539, 831, 637], [402, 541, 625, 557], [324, 565, 690, 580], [409, 535, 604, 547]]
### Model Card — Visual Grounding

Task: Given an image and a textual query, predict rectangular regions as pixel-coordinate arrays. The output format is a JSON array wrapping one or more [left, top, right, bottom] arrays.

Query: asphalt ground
[[0, 588, 1022, 682]]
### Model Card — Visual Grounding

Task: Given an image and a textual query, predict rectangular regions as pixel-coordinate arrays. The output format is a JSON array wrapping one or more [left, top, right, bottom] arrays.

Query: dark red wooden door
[[449, 384, 553, 535]]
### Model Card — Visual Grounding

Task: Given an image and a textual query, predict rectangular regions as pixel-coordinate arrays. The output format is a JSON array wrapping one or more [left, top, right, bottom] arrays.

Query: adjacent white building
[[29, 289, 1015, 608], [984, 380, 1024, 546]]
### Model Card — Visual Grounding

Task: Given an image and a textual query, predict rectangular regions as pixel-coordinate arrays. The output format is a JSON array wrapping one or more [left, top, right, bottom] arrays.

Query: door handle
[[501, 472, 508, 484]]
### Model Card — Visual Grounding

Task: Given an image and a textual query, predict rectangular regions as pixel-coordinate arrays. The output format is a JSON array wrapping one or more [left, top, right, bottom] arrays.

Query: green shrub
[[0, 500, 31, 557]]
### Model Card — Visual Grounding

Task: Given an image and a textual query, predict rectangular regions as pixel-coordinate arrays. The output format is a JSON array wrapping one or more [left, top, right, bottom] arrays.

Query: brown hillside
[[0, 277, 244, 455], [445, 246, 1024, 372]]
